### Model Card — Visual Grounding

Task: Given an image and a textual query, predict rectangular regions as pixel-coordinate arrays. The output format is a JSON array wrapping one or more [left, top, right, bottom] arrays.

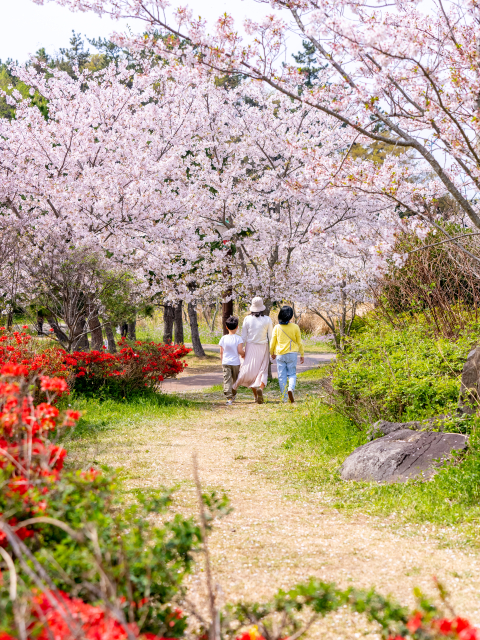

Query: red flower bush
[[71, 339, 190, 396], [0, 328, 190, 398], [0, 328, 73, 399], [0, 589, 183, 639], [25, 591, 173, 640], [0, 368, 194, 639], [0, 367, 76, 545], [393, 612, 480, 640]]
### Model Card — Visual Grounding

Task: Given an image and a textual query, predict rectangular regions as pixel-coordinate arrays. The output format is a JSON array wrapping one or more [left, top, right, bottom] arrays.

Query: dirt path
[[80, 389, 480, 636], [162, 352, 335, 392]]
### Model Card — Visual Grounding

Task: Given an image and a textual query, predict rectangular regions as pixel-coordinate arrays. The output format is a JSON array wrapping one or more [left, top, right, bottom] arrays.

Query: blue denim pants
[[277, 352, 298, 400]]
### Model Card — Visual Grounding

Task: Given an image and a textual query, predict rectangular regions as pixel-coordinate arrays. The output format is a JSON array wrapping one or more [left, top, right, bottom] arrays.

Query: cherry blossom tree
[[0, 217, 23, 327], [1, 13, 419, 332], [165, 75, 403, 313], [41, 0, 480, 259], [0, 60, 220, 300]]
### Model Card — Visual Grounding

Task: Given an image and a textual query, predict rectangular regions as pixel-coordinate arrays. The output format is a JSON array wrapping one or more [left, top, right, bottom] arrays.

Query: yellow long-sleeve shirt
[[269, 323, 304, 357]]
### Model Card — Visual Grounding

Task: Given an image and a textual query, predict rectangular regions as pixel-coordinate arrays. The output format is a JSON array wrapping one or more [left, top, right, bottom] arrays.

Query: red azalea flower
[[407, 612, 423, 633], [456, 619, 473, 634]]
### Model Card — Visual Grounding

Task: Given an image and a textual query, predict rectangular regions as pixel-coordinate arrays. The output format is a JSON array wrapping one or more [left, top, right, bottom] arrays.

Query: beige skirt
[[233, 342, 270, 389]]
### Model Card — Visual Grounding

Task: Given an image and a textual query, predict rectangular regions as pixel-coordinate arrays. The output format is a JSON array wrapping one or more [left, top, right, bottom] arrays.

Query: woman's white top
[[241, 315, 273, 345]]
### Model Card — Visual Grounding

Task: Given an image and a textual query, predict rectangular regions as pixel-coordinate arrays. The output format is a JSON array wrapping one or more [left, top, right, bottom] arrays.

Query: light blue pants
[[277, 352, 298, 400]]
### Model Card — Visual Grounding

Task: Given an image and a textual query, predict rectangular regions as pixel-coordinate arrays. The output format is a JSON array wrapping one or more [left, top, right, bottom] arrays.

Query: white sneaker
[[226, 399, 233, 405]]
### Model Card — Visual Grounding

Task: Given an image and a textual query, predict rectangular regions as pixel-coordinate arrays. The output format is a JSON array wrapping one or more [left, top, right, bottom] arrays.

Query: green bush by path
[[324, 315, 479, 428]]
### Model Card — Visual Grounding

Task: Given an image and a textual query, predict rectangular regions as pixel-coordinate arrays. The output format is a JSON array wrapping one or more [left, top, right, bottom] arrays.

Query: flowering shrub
[[0, 328, 189, 398], [0, 367, 201, 638], [0, 327, 74, 400], [1, 590, 182, 640], [0, 366, 79, 544], [71, 339, 190, 396], [219, 579, 480, 640]]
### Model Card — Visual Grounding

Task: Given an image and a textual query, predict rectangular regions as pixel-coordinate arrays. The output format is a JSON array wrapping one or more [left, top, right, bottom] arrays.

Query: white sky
[[0, 0, 299, 64]]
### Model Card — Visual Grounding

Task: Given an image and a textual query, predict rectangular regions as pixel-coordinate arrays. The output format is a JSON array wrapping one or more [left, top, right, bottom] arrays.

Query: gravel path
[[161, 408, 480, 628], [84, 389, 480, 637]]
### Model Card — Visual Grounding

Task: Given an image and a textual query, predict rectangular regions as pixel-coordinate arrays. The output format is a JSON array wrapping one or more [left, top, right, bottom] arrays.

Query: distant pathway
[[162, 349, 335, 392]]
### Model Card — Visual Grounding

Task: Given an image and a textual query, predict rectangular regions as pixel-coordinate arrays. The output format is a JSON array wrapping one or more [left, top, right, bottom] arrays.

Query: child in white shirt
[[219, 316, 245, 405]]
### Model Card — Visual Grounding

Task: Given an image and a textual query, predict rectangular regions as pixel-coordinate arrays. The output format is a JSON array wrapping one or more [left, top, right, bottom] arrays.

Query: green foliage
[[292, 40, 323, 88], [0, 61, 48, 119], [223, 576, 412, 640], [323, 315, 477, 428], [28, 471, 201, 634]]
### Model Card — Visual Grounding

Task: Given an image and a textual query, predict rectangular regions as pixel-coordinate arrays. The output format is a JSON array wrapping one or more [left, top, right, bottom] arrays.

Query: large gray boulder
[[458, 346, 480, 415], [340, 429, 468, 483]]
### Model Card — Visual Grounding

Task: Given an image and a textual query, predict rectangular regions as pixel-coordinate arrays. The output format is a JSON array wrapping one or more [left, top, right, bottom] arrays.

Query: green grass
[[276, 393, 480, 532], [300, 336, 336, 353], [136, 316, 222, 345], [61, 389, 195, 442]]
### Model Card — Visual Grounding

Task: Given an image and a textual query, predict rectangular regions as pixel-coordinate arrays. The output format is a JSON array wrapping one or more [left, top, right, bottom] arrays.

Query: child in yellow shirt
[[270, 306, 304, 403]]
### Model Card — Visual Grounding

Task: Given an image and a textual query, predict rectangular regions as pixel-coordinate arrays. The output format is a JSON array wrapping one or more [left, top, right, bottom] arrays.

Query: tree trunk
[[174, 301, 184, 344], [88, 312, 104, 351], [203, 300, 220, 333], [6, 311, 13, 330], [78, 318, 90, 351], [72, 317, 89, 352], [222, 297, 234, 336], [163, 303, 174, 344], [120, 322, 128, 338], [127, 319, 136, 341], [36, 312, 44, 336], [187, 302, 206, 357], [222, 248, 234, 335], [105, 321, 117, 353], [46, 313, 70, 349]]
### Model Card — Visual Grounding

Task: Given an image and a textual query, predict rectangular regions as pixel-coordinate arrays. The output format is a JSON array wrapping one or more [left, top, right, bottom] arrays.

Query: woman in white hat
[[233, 296, 273, 404]]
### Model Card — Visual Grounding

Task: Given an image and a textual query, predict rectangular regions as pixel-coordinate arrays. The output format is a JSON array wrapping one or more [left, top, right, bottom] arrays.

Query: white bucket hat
[[250, 296, 266, 312]]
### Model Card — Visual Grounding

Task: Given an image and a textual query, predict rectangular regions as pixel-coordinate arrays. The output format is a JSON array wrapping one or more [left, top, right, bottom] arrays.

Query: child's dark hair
[[225, 315, 239, 330], [278, 305, 294, 325]]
